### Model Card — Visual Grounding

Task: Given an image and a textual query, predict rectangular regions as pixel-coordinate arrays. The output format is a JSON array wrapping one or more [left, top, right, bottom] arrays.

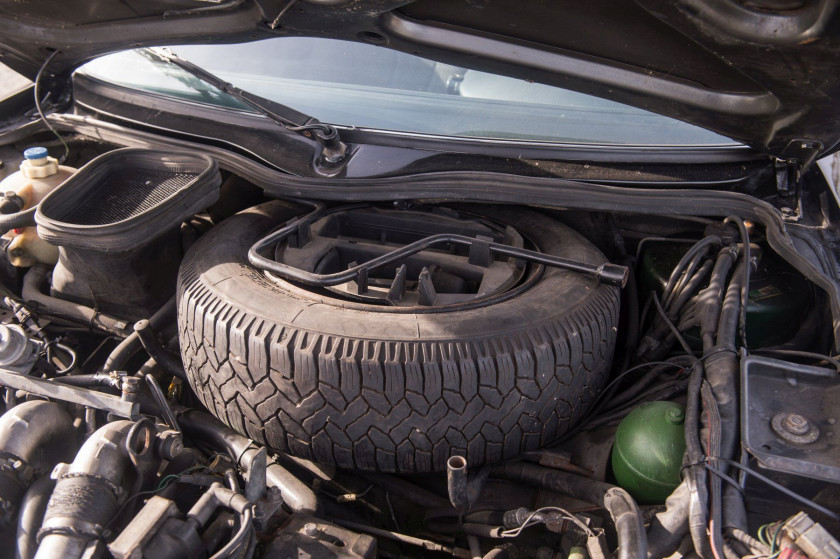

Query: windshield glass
[[77, 37, 737, 146]]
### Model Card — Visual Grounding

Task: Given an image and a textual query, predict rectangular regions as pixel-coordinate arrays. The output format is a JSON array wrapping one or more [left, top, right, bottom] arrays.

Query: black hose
[[724, 216, 751, 347], [101, 295, 176, 373], [0, 207, 36, 236], [35, 420, 149, 559], [706, 260, 747, 555], [664, 248, 707, 309], [494, 463, 646, 559], [661, 236, 721, 305], [669, 260, 714, 319], [697, 248, 737, 349], [716, 260, 746, 350], [676, 359, 711, 559], [22, 264, 131, 337], [648, 247, 743, 558], [52, 373, 120, 388], [134, 319, 186, 380]]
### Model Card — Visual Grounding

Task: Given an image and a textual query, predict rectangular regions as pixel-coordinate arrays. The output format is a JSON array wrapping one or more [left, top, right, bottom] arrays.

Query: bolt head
[[303, 522, 318, 536], [782, 414, 810, 435]]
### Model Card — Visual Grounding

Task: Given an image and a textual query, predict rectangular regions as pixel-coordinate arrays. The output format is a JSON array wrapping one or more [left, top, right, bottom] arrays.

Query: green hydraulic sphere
[[611, 401, 686, 504]]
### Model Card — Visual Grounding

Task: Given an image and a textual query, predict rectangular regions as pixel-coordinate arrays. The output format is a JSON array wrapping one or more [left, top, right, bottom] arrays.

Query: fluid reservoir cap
[[20, 147, 58, 178], [611, 401, 686, 504], [23, 147, 49, 161]]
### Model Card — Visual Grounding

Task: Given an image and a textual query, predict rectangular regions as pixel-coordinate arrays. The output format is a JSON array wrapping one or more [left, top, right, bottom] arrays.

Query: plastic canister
[[611, 401, 686, 504], [0, 147, 75, 267]]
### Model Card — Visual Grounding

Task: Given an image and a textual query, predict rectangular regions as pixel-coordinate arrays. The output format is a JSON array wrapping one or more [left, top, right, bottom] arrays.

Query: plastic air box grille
[[35, 148, 221, 253], [61, 169, 197, 226]]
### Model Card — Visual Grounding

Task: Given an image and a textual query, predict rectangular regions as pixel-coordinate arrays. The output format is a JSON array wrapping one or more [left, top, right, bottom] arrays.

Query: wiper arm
[[145, 47, 348, 164]]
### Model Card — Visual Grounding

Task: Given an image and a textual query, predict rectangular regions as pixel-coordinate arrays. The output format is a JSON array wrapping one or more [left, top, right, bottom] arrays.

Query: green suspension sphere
[[611, 401, 686, 504]]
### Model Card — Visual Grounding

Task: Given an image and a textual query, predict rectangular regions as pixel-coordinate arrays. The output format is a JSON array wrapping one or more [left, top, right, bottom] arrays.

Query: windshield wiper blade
[[145, 47, 347, 163]]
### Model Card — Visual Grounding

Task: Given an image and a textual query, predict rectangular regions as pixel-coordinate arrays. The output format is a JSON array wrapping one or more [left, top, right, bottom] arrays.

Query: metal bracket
[[249, 206, 630, 288], [0, 369, 139, 420]]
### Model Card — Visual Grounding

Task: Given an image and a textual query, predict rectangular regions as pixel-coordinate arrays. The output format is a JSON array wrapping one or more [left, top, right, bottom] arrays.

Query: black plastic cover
[[35, 148, 221, 253], [741, 355, 840, 483]]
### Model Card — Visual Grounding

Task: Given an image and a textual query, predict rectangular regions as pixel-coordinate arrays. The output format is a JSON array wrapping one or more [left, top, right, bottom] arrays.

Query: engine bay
[[0, 131, 836, 559]]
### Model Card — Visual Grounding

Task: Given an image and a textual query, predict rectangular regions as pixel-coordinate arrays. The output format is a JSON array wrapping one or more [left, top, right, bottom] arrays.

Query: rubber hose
[[646, 480, 691, 558], [707, 260, 747, 551], [669, 259, 714, 320], [494, 462, 646, 559], [697, 248, 737, 349], [101, 295, 177, 373], [15, 476, 53, 559], [482, 544, 520, 559], [649, 248, 737, 557], [35, 421, 144, 559], [0, 207, 36, 236], [133, 319, 186, 380], [685, 363, 712, 558], [22, 264, 130, 337], [661, 236, 720, 305]]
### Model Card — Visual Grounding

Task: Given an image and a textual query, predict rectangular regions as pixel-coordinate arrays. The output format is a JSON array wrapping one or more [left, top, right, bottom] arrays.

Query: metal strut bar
[[248, 206, 629, 288]]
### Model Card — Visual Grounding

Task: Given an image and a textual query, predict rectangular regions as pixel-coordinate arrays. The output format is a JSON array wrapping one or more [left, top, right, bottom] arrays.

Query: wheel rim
[[264, 206, 545, 309]]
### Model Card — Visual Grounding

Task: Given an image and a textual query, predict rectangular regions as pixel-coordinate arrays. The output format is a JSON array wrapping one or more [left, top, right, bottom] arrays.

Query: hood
[[1, 0, 839, 164]]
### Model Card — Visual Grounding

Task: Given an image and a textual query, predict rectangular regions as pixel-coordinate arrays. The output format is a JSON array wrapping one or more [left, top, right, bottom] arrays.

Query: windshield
[[77, 37, 737, 146]]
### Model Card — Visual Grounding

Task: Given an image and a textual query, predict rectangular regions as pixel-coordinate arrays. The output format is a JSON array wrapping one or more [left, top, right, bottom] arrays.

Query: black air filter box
[[36, 148, 221, 319]]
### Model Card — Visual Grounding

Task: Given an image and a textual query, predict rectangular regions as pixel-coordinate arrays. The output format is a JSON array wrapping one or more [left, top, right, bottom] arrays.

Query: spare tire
[[178, 201, 619, 473]]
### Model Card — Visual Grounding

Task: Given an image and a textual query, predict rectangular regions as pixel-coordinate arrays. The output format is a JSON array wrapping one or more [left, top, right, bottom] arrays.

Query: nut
[[782, 414, 810, 435], [121, 376, 140, 402], [156, 430, 183, 460], [303, 522, 318, 536], [772, 413, 819, 445]]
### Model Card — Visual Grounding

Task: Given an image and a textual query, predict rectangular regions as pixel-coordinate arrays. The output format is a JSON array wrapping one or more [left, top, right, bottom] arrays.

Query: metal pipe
[[179, 410, 318, 514], [15, 476, 54, 559], [447, 456, 469, 513], [249, 209, 629, 288], [0, 401, 75, 526]]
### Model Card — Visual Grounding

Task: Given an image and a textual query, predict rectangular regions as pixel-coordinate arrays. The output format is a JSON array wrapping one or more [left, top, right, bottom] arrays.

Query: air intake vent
[[36, 148, 221, 252]]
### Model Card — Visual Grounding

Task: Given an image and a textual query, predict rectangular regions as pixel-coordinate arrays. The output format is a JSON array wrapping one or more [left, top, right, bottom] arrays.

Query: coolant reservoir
[[0, 147, 75, 267]]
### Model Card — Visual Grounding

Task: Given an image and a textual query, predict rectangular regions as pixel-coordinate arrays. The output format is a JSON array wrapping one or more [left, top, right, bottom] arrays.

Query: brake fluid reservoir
[[0, 147, 76, 267]]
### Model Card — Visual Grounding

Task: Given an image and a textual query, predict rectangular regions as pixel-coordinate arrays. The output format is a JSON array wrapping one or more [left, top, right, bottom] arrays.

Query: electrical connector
[[781, 512, 840, 559]]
